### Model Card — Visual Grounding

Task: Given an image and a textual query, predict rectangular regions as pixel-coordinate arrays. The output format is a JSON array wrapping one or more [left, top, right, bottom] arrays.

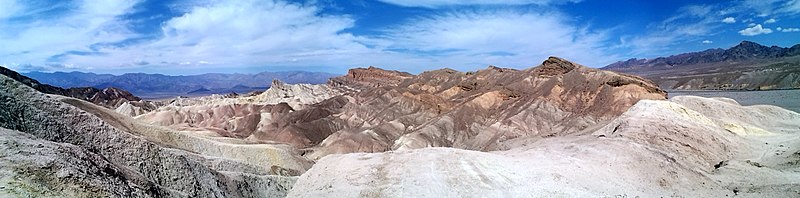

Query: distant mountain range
[[24, 71, 338, 98], [0, 66, 140, 108], [603, 41, 800, 90]]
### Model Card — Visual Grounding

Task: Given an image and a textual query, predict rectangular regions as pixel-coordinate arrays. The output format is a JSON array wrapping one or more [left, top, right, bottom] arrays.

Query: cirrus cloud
[[375, 0, 581, 8], [382, 10, 618, 68]]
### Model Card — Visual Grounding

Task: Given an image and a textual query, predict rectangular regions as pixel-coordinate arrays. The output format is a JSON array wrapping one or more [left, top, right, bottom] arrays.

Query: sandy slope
[[288, 96, 800, 197]]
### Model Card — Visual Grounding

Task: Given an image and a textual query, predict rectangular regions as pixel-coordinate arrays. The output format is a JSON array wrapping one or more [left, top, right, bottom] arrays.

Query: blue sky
[[1, 0, 799, 75]]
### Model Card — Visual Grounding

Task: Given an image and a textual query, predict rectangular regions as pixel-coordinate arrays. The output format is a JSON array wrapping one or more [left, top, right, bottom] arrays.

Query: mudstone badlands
[[0, 57, 799, 197]]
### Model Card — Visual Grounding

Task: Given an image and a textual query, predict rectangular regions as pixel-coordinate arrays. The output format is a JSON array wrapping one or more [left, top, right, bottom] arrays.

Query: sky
[[1, 0, 799, 75]]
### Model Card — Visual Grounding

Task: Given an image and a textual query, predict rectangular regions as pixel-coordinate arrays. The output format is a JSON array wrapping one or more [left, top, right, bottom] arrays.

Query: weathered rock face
[[0, 128, 177, 197], [0, 74, 307, 197], [288, 96, 800, 197], [328, 66, 413, 89], [276, 57, 666, 159], [126, 57, 664, 161], [81, 87, 142, 108], [134, 79, 347, 141], [115, 100, 159, 117]]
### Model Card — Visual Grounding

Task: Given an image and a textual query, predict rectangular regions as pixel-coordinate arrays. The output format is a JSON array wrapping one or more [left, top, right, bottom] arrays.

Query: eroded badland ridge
[[0, 57, 798, 197]]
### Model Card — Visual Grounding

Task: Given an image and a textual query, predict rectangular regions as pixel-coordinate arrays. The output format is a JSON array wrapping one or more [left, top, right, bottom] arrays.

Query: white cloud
[[29, 1, 620, 72], [702, 40, 713, 44], [780, 27, 800, 32], [748, 23, 757, 27], [0, 0, 140, 71], [382, 10, 617, 67], [38, 0, 393, 72], [764, 18, 777, 23], [722, 17, 736, 23], [375, 0, 581, 8], [153, 0, 365, 62], [2, 0, 612, 74], [739, 24, 773, 36]]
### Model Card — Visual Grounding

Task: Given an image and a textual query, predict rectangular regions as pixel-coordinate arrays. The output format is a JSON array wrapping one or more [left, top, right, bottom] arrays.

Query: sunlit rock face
[[135, 57, 667, 159], [289, 96, 800, 197], [269, 57, 667, 159]]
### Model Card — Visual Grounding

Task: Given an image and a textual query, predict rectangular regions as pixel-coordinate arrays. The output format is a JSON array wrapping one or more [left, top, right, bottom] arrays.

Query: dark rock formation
[[328, 66, 413, 89]]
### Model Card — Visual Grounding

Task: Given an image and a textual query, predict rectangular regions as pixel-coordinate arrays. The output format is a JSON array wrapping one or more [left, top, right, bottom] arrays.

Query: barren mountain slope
[[134, 79, 347, 139], [289, 96, 800, 197], [286, 57, 666, 159], [604, 41, 800, 90], [136, 57, 665, 159], [0, 74, 309, 197]]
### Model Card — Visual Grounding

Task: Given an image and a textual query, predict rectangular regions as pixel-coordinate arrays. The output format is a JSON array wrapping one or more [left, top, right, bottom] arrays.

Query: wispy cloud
[[0, 0, 618, 72], [4, 0, 386, 72], [777, 27, 800, 32], [2, 0, 800, 73], [0, 0, 140, 71], [382, 10, 617, 67], [375, 0, 581, 8], [738, 0, 800, 16], [739, 24, 773, 36], [0, 0, 23, 20], [617, 4, 722, 56]]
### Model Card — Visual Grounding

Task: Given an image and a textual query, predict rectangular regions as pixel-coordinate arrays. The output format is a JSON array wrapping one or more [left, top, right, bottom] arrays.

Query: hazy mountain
[[0, 66, 141, 108], [603, 41, 800, 90], [23, 71, 339, 98]]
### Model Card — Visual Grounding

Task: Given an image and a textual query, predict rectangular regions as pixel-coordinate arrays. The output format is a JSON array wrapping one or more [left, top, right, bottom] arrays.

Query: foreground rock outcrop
[[289, 96, 800, 197], [0, 73, 309, 197]]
